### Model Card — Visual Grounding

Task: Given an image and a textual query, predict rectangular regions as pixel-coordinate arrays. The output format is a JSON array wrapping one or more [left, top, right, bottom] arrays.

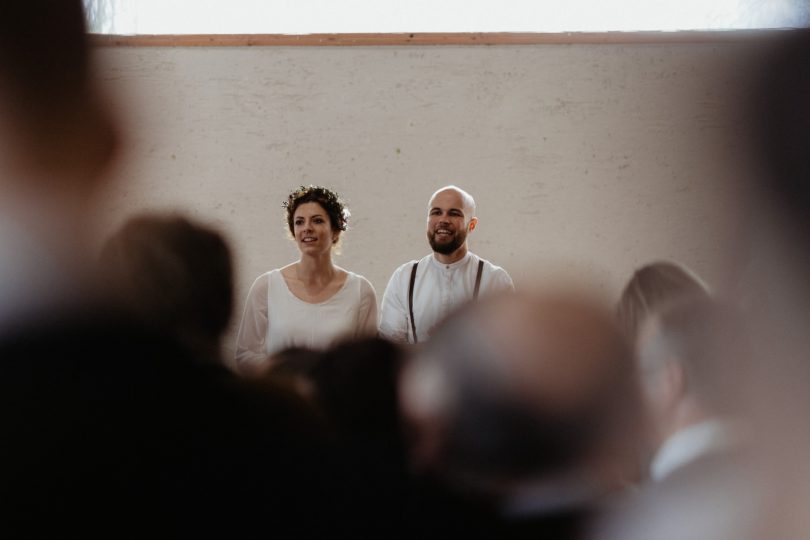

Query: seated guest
[[0, 3, 341, 536], [594, 297, 762, 540], [0, 2, 117, 333], [400, 291, 642, 539], [636, 298, 752, 482], [311, 337, 405, 443], [269, 337, 414, 535], [265, 345, 325, 398], [616, 263, 715, 483], [99, 213, 234, 364]]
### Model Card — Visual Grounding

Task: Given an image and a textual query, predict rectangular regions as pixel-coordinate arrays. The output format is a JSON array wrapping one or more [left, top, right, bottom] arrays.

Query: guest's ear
[[468, 217, 478, 232]]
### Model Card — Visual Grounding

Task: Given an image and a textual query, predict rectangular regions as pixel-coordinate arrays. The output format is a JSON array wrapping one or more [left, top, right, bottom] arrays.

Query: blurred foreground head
[[99, 214, 233, 362], [312, 337, 405, 440], [400, 291, 641, 500], [750, 29, 810, 242], [738, 28, 810, 540], [0, 2, 119, 328], [0, 2, 116, 202]]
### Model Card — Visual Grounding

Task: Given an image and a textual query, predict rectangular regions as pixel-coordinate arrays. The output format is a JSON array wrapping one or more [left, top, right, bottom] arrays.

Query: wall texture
[[94, 42, 764, 358]]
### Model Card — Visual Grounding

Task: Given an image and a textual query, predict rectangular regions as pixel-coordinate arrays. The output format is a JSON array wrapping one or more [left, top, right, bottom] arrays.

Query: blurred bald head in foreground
[[400, 291, 641, 535]]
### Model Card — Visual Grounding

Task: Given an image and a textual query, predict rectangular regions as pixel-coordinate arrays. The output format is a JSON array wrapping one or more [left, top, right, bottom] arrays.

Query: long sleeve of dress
[[234, 274, 270, 375], [356, 277, 379, 337]]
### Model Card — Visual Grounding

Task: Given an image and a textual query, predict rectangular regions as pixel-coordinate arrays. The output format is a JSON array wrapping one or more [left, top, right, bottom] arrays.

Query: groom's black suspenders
[[408, 259, 484, 344]]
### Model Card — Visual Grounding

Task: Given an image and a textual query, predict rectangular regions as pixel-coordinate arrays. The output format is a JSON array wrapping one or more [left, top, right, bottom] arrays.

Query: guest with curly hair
[[235, 186, 377, 375]]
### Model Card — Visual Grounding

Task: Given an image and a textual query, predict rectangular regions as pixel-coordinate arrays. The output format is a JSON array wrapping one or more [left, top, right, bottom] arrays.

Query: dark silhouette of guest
[[265, 337, 414, 535], [0, 3, 341, 536], [99, 213, 234, 364]]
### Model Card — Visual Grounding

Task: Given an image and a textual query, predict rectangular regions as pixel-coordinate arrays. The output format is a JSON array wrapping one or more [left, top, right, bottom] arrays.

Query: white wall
[[94, 41, 764, 357]]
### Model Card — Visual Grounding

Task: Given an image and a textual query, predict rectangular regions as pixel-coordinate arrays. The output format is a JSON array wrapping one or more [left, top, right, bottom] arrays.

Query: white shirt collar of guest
[[650, 419, 741, 482], [430, 251, 473, 270]]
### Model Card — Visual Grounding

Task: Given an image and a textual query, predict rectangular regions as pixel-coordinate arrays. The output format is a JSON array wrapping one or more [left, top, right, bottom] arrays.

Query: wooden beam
[[91, 30, 797, 47]]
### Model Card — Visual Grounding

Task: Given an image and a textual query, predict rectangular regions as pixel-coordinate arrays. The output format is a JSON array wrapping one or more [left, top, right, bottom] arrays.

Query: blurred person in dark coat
[[0, 3, 340, 536], [0, 3, 117, 329]]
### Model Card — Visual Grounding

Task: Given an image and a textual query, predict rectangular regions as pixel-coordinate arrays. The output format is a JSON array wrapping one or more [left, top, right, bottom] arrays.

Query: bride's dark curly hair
[[283, 186, 350, 242]]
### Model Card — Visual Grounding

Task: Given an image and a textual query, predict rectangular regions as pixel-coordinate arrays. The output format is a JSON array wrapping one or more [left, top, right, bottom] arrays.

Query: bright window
[[85, 0, 810, 35]]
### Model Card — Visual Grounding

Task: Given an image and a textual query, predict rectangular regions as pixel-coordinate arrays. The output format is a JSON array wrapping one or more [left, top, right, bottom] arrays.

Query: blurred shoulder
[[341, 269, 376, 297]]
